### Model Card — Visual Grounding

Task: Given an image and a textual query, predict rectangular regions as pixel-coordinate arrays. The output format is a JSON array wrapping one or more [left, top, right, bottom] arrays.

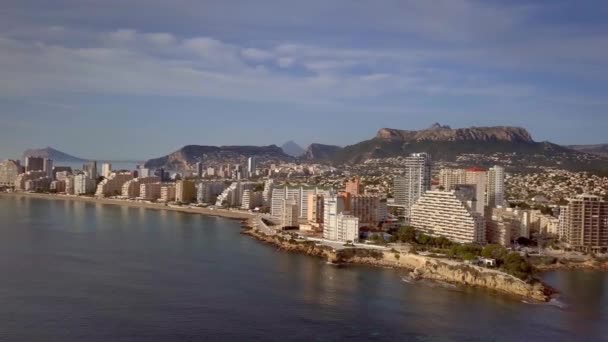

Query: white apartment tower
[[101, 163, 112, 178], [323, 194, 346, 241], [486, 165, 505, 208], [394, 153, 432, 217]]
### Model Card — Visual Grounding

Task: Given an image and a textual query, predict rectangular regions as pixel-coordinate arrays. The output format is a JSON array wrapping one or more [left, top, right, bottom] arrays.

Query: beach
[[0, 192, 256, 221]]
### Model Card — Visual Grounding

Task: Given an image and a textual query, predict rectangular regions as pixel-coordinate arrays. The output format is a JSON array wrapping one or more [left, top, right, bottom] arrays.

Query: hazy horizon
[[2, 1, 608, 159]]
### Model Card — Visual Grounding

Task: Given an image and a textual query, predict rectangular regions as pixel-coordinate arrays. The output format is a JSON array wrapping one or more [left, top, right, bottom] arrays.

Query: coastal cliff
[[244, 228, 554, 302]]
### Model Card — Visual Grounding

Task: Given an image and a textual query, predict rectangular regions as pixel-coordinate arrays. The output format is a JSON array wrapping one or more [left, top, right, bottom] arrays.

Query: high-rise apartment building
[[486, 208, 531, 246], [195, 162, 203, 178], [121, 176, 160, 198], [393, 153, 432, 217], [410, 190, 486, 244], [344, 177, 363, 195], [323, 194, 346, 240], [348, 194, 385, 227], [14, 171, 46, 191], [439, 168, 467, 190], [160, 184, 177, 202], [25, 157, 44, 172], [101, 163, 112, 178], [140, 182, 161, 200], [176, 180, 196, 203], [486, 165, 505, 208], [336, 213, 360, 243], [562, 195, 608, 252], [0, 160, 21, 186], [271, 186, 330, 221], [74, 174, 96, 195], [247, 157, 257, 178], [281, 198, 299, 228], [307, 193, 325, 226], [439, 168, 487, 215], [43, 159, 53, 179], [95, 172, 133, 197], [83, 161, 98, 180]]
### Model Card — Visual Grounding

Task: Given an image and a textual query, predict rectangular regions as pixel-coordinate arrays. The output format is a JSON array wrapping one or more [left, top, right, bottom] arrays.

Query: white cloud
[[276, 56, 295, 68], [2, 24, 604, 109], [241, 48, 274, 61]]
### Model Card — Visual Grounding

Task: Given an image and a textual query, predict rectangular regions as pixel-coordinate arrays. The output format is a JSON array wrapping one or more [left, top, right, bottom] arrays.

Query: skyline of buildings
[[2, 148, 607, 252]]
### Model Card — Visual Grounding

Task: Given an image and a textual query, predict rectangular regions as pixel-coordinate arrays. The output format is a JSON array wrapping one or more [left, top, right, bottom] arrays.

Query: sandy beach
[[0, 192, 256, 221]]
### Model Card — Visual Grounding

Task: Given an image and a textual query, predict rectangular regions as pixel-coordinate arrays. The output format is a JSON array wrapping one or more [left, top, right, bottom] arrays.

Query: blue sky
[[1, 0, 607, 160]]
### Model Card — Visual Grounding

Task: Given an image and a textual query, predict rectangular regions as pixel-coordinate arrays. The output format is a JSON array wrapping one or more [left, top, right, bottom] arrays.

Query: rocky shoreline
[[243, 227, 556, 302]]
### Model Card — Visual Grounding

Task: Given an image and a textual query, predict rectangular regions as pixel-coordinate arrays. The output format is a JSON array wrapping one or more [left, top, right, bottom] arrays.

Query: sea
[[0, 195, 606, 341]]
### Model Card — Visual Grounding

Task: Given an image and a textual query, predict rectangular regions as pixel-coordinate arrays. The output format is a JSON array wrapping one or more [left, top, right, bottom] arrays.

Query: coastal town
[[1, 147, 607, 302]]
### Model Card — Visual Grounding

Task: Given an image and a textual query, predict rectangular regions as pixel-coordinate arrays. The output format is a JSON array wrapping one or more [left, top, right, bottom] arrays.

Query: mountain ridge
[[281, 141, 305, 157], [143, 144, 292, 169], [22, 146, 87, 162]]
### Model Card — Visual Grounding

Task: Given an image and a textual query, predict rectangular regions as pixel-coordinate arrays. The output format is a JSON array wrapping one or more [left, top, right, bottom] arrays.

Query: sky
[[1, 0, 607, 160]]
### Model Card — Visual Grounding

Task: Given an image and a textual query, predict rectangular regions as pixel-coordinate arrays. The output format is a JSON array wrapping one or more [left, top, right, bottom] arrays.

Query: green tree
[[398, 226, 416, 243], [417, 234, 431, 245], [481, 244, 508, 261], [503, 252, 532, 280]]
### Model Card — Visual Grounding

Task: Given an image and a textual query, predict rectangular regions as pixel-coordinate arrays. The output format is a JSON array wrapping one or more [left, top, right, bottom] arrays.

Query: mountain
[[303, 124, 608, 172], [22, 147, 87, 162], [143, 145, 292, 170], [281, 141, 305, 157], [302, 143, 343, 161], [567, 144, 608, 158]]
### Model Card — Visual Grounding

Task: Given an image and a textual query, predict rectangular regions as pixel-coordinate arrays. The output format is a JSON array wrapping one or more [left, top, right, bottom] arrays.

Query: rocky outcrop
[[144, 144, 291, 170], [375, 124, 534, 143], [281, 141, 305, 157], [22, 146, 87, 162], [245, 228, 554, 302], [301, 143, 343, 161]]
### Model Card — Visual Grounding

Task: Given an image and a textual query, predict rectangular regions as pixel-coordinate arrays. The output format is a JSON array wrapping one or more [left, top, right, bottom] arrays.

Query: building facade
[[410, 190, 486, 244], [0, 160, 21, 186], [95, 172, 133, 197], [562, 195, 608, 252], [487, 165, 505, 208], [393, 153, 432, 217]]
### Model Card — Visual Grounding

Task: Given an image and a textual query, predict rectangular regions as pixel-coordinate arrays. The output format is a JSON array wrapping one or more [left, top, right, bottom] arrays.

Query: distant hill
[[22, 147, 87, 162], [281, 141, 305, 157], [567, 144, 608, 158], [143, 145, 292, 170], [301, 124, 608, 172], [302, 143, 343, 161]]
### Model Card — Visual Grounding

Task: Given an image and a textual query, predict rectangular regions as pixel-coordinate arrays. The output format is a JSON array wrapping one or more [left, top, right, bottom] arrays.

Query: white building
[[197, 181, 227, 204], [271, 186, 331, 221], [486, 207, 531, 246], [101, 163, 112, 178], [487, 165, 505, 208], [281, 198, 299, 228], [247, 156, 258, 178], [0, 160, 22, 186], [323, 194, 346, 240], [95, 172, 133, 197], [393, 153, 431, 217], [74, 174, 96, 195], [215, 181, 256, 207], [410, 190, 486, 244], [336, 213, 360, 242]]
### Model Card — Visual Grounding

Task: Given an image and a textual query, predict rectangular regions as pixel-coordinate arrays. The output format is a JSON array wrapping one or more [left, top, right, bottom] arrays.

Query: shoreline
[[243, 227, 556, 302], [4, 191, 597, 302], [0, 192, 256, 221]]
